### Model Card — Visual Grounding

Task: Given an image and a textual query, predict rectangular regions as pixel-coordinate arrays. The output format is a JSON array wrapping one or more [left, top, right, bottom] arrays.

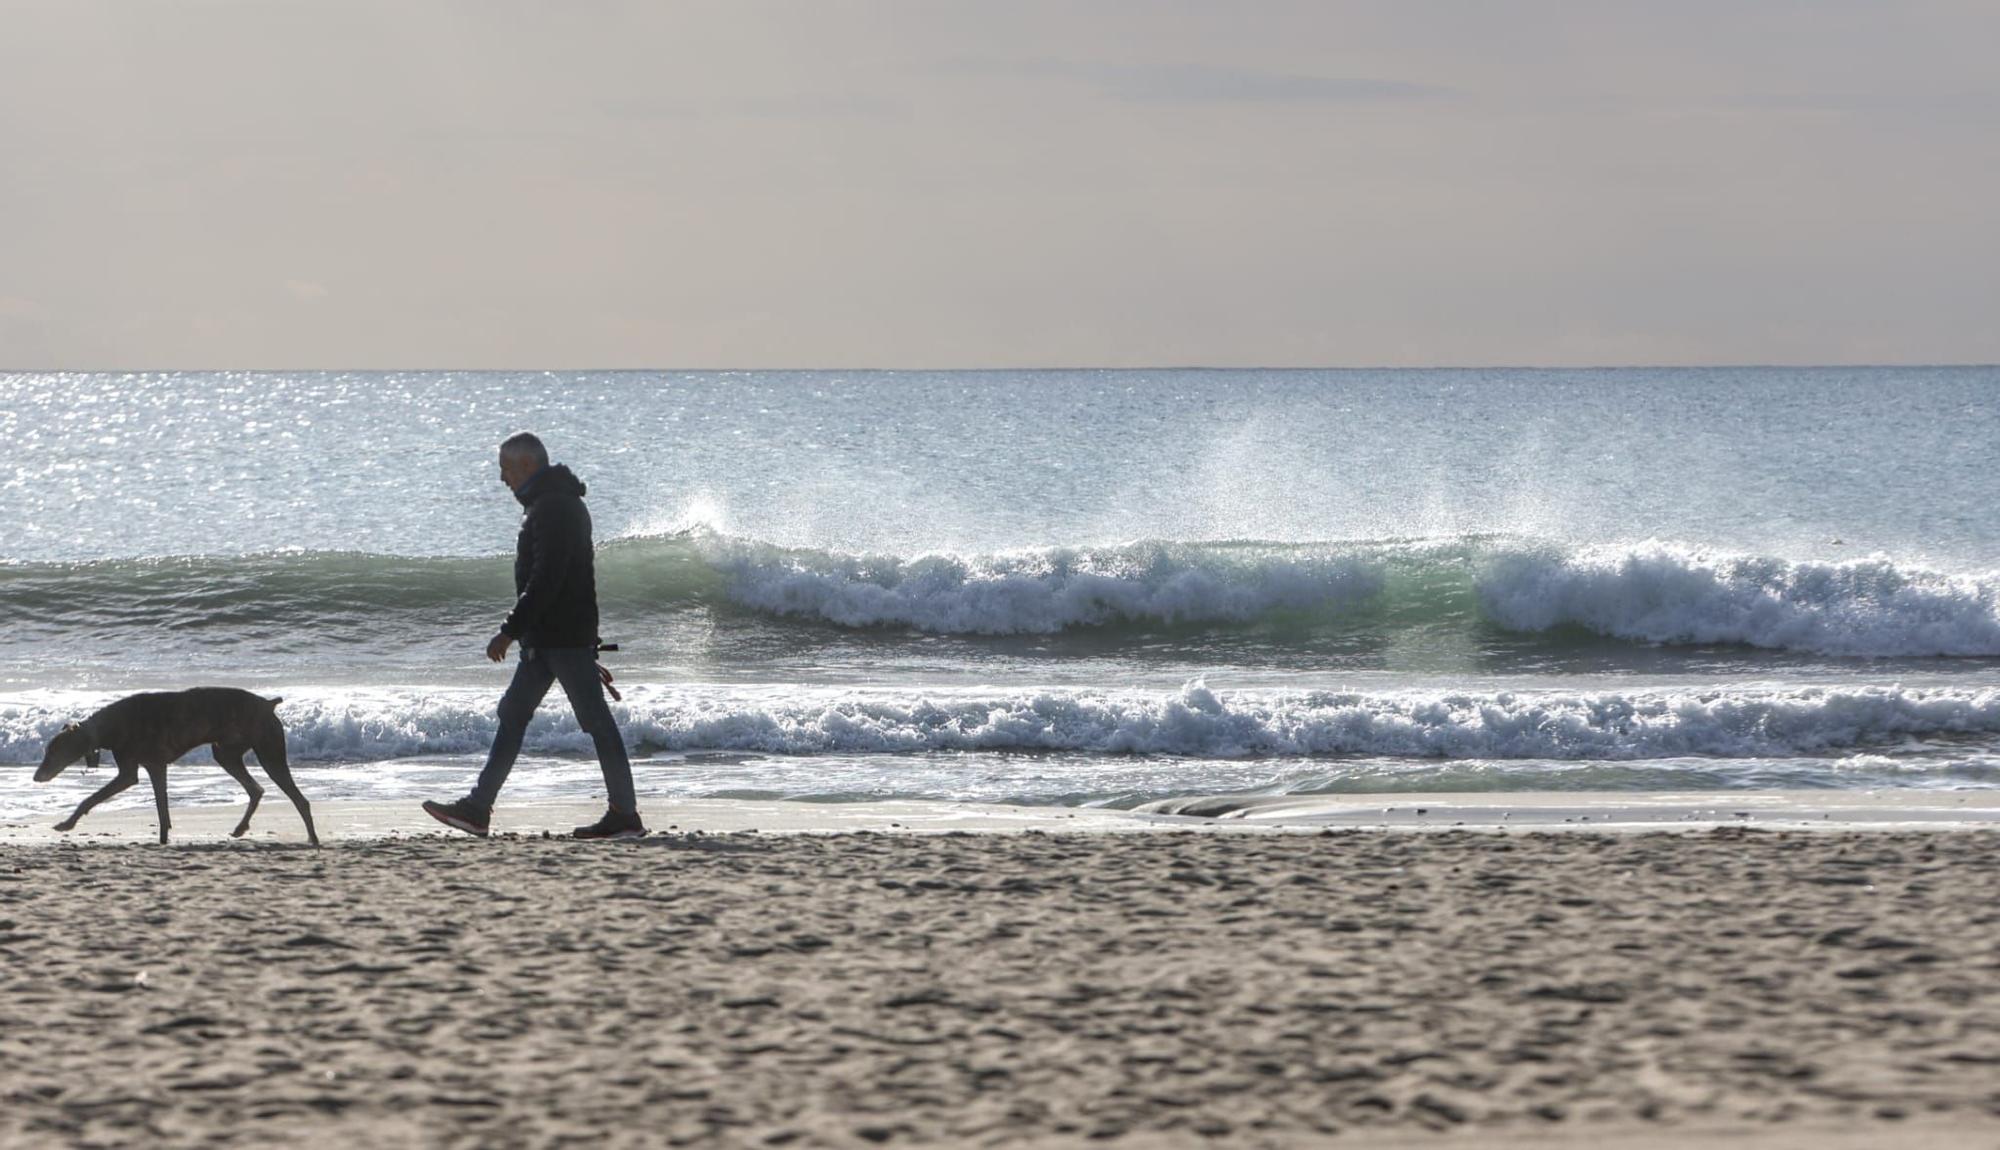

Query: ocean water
[[4, 368, 1999, 820]]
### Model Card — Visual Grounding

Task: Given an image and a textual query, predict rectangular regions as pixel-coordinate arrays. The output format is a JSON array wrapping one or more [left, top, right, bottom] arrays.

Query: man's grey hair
[[499, 432, 549, 468]]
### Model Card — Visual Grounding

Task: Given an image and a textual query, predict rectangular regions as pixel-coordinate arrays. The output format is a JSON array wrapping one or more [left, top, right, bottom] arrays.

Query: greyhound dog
[[34, 688, 319, 846]]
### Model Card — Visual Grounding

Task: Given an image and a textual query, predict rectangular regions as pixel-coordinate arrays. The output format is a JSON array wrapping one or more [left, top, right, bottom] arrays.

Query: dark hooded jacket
[[500, 463, 600, 650]]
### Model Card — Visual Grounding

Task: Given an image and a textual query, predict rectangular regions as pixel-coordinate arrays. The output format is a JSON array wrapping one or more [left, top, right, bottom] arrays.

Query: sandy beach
[[3, 803, 1999, 1148]]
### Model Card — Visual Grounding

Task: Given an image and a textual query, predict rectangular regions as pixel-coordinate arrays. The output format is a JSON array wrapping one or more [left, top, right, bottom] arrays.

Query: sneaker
[[574, 806, 647, 840], [423, 798, 491, 838]]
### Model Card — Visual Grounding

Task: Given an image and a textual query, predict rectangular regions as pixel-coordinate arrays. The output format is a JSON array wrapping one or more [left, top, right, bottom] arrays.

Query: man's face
[[499, 451, 536, 492]]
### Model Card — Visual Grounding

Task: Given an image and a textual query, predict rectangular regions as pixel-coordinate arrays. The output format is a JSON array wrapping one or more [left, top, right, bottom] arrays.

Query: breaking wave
[[7, 680, 2000, 765], [695, 536, 1388, 633], [1478, 542, 2000, 658], [3, 533, 1997, 658]]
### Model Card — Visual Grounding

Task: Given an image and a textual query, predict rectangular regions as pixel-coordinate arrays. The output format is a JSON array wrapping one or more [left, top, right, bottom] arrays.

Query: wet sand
[[3, 819, 2000, 1147], [9, 788, 2000, 849]]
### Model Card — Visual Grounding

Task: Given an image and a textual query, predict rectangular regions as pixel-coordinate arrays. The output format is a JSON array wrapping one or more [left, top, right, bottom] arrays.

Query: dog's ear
[[85, 749, 101, 770]]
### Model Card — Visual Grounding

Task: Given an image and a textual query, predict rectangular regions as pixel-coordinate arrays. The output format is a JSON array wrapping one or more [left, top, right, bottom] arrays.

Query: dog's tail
[[264, 696, 284, 708]]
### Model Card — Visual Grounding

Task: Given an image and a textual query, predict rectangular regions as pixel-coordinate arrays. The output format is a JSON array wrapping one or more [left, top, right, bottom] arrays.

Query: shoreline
[[5, 789, 2000, 845]]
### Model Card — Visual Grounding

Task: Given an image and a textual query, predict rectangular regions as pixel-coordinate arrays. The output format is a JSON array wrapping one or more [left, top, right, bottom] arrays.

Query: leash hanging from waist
[[596, 662, 622, 702], [594, 642, 622, 702]]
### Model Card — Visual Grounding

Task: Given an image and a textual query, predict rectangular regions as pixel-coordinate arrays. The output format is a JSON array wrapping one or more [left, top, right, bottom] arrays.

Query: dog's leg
[[143, 762, 172, 844], [53, 763, 139, 832], [254, 735, 319, 848], [213, 744, 263, 838]]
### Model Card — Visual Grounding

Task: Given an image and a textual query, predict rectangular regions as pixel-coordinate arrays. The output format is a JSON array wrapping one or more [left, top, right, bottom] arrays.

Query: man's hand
[[486, 631, 515, 663]]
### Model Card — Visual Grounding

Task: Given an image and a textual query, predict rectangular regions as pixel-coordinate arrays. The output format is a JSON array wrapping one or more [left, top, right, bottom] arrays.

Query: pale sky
[[3, 0, 1997, 369]]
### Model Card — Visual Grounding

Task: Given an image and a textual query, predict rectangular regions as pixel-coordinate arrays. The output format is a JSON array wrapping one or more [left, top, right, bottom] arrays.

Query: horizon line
[[5, 362, 1998, 375]]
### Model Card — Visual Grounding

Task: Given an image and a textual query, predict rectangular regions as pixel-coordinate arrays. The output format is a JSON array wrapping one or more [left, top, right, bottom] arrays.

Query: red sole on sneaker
[[423, 807, 489, 837]]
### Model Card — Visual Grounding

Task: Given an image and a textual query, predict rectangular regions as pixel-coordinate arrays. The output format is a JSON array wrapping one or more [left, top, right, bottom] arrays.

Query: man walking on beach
[[424, 433, 646, 840]]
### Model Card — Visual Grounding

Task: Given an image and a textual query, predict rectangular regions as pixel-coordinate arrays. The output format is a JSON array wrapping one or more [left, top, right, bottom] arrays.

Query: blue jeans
[[471, 647, 637, 813]]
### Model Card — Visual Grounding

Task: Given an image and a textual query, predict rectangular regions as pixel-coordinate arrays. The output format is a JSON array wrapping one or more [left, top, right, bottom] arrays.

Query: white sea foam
[[1477, 541, 2000, 657], [698, 537, 1386, 634], [6, 681, 1999, 766], [695, 534, 2000, 656]]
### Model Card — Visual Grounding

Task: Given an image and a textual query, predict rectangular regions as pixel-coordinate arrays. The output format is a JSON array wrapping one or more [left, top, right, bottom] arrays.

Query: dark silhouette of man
[[424, 432, 645, 839]]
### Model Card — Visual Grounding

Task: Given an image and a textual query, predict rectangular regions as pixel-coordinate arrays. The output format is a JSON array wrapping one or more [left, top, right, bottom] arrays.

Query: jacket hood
[[515, 463, 586, 507]]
